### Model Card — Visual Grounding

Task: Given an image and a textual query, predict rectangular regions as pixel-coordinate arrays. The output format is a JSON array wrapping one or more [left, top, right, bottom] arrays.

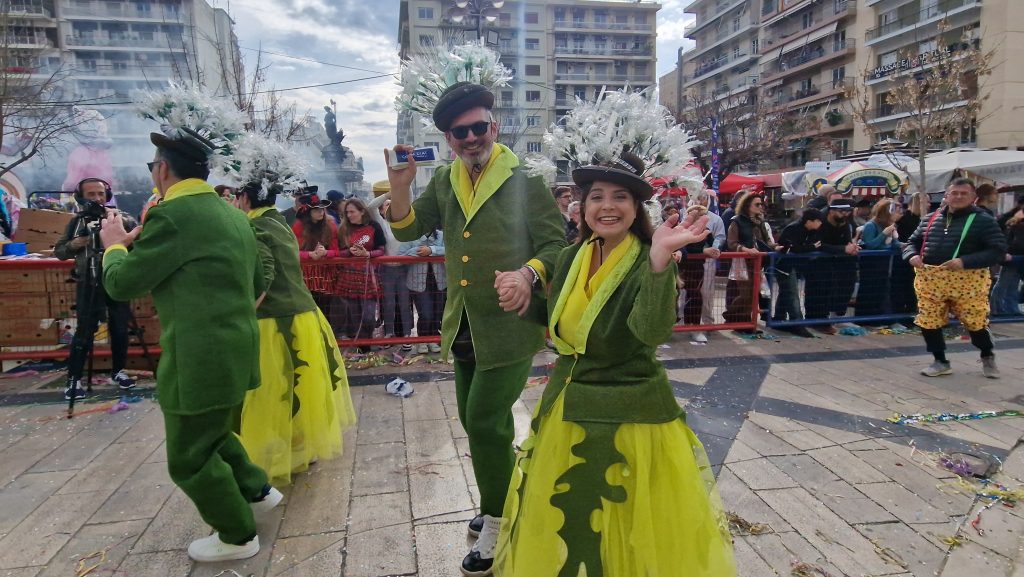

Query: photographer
[[54, 178, 137, 400]]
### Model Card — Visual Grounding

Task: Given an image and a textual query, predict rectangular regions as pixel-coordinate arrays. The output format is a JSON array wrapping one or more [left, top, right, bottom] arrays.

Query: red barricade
[[0, 253, 763, 361]]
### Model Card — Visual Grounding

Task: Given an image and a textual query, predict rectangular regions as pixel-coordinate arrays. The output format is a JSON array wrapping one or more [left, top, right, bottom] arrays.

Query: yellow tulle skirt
[[494, 391, 736, 577], [240, 309, 356, 486]]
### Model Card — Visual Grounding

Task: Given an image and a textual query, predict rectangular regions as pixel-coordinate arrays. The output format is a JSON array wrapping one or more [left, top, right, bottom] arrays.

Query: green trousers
[[164, 405, 268, 544], [454, 357, 532, 517]]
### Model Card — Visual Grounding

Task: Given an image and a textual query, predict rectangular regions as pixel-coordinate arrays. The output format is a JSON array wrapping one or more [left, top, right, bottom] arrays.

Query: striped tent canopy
[[827, 162, 908, 197]]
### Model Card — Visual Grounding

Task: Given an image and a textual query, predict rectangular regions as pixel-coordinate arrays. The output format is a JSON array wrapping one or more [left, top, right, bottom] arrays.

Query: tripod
[[66, 223, 155, 417]]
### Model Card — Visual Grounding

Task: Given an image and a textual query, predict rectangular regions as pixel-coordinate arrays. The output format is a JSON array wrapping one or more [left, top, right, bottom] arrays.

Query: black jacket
[[817, 217, 856, 255], [903, 206, 1006, 268], [777, 221, 819, 254], [54, 211, 138, 282]]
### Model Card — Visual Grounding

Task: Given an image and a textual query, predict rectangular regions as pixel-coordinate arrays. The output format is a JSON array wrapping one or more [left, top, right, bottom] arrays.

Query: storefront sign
[[871, 48, 946, 80]]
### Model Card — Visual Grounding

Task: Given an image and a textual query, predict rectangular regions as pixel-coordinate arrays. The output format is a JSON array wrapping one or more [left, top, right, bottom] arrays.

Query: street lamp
[[448, 0, 505, 42]]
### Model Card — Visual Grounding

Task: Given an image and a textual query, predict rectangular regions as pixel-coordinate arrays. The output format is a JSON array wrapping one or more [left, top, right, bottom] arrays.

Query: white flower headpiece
[[524, 86, 699, 183], [395, 40, 512, 127], [133, 83, 248, 178], [232, 134, 308, 201]]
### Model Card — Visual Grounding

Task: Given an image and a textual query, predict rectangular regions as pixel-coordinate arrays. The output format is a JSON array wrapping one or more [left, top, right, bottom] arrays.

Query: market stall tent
[[719, 173, 765, 194], [905, 148, 1024, 192]]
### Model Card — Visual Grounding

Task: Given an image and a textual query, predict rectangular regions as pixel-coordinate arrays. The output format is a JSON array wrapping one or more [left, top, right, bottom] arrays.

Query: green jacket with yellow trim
[[102, 179, 263, 415], [250, 207, 318, 319], [390, 150, 566, 369], [540, 241, 683, 424]]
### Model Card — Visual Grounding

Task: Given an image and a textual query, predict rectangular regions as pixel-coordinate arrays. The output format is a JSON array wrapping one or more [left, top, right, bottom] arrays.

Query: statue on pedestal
[[321, 100, 347, 167]]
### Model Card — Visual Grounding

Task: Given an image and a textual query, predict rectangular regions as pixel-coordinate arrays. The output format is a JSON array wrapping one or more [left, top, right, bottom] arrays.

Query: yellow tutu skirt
[[240, 309, 356, 486], [494, 391, 735, 577]]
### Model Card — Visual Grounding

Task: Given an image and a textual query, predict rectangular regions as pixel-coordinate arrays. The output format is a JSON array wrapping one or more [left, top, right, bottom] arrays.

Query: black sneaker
[[64, 380, 88, 401], [110, 370, 136, 390], [467, 514, 484, 538], [460, 551, 493, 577]]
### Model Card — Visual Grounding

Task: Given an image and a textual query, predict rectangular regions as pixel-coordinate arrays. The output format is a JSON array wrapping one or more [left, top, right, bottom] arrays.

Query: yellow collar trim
[[450, 143, 518, 221], [549, 234, 640, 355], [162, 179, 215, 203], [247, 206, 276, 220]]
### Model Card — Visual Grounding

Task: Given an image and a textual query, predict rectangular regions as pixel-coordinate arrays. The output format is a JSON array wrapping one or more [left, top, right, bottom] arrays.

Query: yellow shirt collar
[[162, 178, 215, 203], [247, 206, 276, 220]]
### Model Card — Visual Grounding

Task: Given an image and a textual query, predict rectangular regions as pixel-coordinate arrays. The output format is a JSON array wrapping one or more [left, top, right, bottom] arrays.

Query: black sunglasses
[[147, 160, 163, 172], [449, 121, 490, 140]]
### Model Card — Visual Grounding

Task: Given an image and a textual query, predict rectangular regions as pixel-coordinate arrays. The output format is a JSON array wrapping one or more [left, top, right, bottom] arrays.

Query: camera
[[77, 200, 108, 223]]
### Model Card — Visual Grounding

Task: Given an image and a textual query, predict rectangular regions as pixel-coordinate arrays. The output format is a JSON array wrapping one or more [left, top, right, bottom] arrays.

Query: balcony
[[761, 39, 855, 83], [869, 99, 967, 122], [687, 22, 756, 59], [865, 0, 980, 44], [2, 35, 53, 48], [763, 1, 855, 44], [60, 2, 184, 20], [554, 72, 652, 83], [64, 34, 187, 50], [553, 20, 654, 33], [772, 80, 847, 110], [554, 45, 653, 58], [7, 3, 54, 18], [685, 50, 755, 86], [686, 0, 748, 37], [73, 64, 175, 78]]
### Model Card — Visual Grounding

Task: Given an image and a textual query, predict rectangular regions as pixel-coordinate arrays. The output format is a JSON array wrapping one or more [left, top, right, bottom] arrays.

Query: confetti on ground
[[937, 534, 968, 548], [526, 376, 549, 387], [727, 512, 773, 535], [886, 410, 1023, 426], [870, 538, 908, 569]]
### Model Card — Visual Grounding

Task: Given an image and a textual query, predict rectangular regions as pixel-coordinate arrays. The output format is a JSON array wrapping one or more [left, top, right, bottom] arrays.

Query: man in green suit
[[99, 131, 282, 563], [386, 82, 566, 576]]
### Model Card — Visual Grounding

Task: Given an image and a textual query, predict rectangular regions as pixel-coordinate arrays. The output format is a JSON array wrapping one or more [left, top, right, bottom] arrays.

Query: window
[[595, 10, 607, 24], [417, 7, 433, 19], [799, 77, 812, 93], [574, 86, 586, 99], [919, 39, 937, 53], [832, 66, 846, 87], [733, 45, 741, 59], [423, 141, 440, 151], [833, 139, 849, 157], [526, 90, 541, 102], [525, 37, 539, 50], [525, 64, 540, 76], [801, 11, 813, 29], [525, 12, 538, 24], [635, 12, 646, 25], [419, 35, 434, 47], [634, 62, 647, 77], [527, 115, 541, 127], [554, 7, 565, 23], [880, 50, 898, 67], [572, 9, 585, 24], [732, 17, 741, 32], [751, 38, 759, 55], [527, 141, 542, 153], [501, 90, 513, 105]]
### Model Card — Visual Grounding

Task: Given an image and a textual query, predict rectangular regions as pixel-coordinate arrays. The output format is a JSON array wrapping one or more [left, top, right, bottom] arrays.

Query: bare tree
[[676, 88, 813, 183], [846, 20, 995, 191], [0, 2, 89, 180]]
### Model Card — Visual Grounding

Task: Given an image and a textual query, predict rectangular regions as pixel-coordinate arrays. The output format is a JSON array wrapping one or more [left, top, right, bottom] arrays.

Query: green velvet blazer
[[391, 158, 567, 369], [540, 241, 684, 424], [103, 181, 262, 415]]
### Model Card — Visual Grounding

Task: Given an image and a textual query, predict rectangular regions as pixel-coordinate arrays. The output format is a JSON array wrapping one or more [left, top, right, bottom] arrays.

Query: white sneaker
[[250, 486, 283, 515], [692, 332, 708, 343], [187, 533, 259, 562], [417, 343, 429, 354], [428, 343, 441, 353]]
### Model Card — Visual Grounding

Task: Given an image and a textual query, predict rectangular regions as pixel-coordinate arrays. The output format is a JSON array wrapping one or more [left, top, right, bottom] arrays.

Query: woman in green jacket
[[492, 152, 736, 577], [234, 180, 356, 486]]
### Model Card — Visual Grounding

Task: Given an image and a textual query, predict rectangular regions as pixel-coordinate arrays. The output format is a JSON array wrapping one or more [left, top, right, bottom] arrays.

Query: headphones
[[75, 178, 113, 205]]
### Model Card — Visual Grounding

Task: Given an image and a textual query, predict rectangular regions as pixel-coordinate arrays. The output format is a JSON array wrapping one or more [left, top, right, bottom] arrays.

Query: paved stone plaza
[[1, 325, 1023, 576]]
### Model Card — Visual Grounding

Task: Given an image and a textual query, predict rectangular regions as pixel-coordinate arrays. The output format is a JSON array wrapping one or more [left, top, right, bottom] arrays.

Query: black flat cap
[[433, 82, 494, 132], [150, 127, 214, 164]]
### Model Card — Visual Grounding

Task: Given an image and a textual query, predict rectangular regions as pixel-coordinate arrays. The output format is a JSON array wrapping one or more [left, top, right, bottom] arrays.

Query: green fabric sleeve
[[102, 208, 185, 301], [627, 258, 679, 347], [253, 224, 276, 293]]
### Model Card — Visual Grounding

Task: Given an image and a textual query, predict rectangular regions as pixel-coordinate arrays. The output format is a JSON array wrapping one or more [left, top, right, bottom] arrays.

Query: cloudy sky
[[226, 0, 696, 185]]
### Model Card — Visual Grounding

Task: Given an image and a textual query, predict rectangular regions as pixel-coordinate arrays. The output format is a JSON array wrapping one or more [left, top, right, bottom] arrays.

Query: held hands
[[495, 268, 532, 317], [310, 243, 327, 260], [99, 211, 141, 249], [650, 212, 711, 273], [844, 242, 860, 256]]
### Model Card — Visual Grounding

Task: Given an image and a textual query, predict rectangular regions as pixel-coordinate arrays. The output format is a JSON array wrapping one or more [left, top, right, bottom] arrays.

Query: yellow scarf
[[449, 143, 518, 221], [551, 233, 640, 354]]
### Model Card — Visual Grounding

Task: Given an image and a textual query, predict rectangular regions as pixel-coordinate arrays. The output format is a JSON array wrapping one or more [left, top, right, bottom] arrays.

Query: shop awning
[[827, 162, 909, 197], [719, 173, 765, 195]]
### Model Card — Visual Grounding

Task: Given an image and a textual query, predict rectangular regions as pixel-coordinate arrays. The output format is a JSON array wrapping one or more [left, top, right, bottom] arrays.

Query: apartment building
[[663, 0, 1023, 173], [857, 0, 1023, 153], [3, 0, 241, 174], [398, 0, 660, 188]]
